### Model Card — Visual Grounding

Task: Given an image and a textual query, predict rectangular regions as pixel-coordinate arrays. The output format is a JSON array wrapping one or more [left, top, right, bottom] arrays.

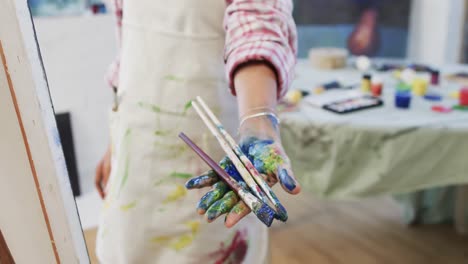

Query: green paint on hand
[[231, 203, 248, 215], [206, 191, 239, 221], [260, 148, 284, 175]]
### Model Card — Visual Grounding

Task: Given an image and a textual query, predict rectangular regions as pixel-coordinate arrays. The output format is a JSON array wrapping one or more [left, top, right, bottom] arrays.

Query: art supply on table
[[178, 133, 276, 227], [376, 63, 433, 73], [193, 96, 287, 221], [313, 81, 358, 94], [308, 47, 347, 69], [459, 88, 468, 106], [371, 76, 383, 97], [395, 91, 412, 109], [412, 78, 428, 96], [322, 95, 383, 114], [400, 68, 416, 84], [449, 91, 460, 99], [431, 70, 440, 85], [313, 80, 341, 94], [452, 105, 468, 111], [371, 83, 382, 97], [432, 105, 452, 113], [424, 93, 443, 101], [355, 55, 372, 71], [284, 90, 309, 105], [397, 82, 412, 92], [304, 90, 362, 108], [361, 74, 372, 92], [445, 72, 468, 85]]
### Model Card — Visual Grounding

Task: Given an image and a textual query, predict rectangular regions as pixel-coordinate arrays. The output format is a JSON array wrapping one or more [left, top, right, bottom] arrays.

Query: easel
[[0, 229, 15, 264]]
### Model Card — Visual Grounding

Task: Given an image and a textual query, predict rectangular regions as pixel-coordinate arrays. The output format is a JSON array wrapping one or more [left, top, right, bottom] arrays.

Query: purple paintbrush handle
[[178, 132, 241, 192]]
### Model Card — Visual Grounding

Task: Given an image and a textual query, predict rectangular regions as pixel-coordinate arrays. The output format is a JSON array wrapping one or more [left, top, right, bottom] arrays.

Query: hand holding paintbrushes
[[180, 96, 300, 227]]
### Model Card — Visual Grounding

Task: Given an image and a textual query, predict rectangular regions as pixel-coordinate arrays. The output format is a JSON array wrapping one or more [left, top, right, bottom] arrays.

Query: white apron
[[96, 0, 268, 263]]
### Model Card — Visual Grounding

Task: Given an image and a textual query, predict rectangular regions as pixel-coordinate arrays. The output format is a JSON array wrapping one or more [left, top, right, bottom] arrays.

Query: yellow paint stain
[[151, 236, 172, 244], [120, 201, 137, 211], [184, 221, 200, 235], [163, 184, 187, 204], [169, 234, 194, 251]]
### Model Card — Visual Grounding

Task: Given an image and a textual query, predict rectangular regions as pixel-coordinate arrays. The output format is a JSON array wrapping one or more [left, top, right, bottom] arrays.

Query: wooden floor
[[84, 192, 468, 264]]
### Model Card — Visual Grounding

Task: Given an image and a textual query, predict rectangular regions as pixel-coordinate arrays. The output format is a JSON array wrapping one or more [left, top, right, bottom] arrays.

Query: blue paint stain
[[266, 114, 279, 131], [254, 203, 275, 227], [185, 177, 201, 189], [220, 157, 244, 183], [279, 168, 296, 192]]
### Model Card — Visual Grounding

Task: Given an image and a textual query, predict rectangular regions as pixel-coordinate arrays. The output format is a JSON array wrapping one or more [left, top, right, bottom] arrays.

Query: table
[[280, 60, 468, 230]]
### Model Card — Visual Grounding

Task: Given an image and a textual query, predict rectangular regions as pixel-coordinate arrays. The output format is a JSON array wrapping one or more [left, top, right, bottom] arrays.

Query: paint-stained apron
[[96, 0, 268, 263]]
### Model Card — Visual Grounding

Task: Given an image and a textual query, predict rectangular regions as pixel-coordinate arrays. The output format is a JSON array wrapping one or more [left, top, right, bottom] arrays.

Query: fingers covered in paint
[[277, 164, 300, 194], [197, 181, 229, 214], [205, 191, 239, 222], [225, 201, 251, 228], [185, 170, 219, 189], [241, 137, 301, 194]]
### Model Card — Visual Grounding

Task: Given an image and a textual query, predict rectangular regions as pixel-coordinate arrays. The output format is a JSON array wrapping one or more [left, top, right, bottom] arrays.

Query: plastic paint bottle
[[397, 82, 411, 92], [361, 74, 372, 92], [430, 70, 440, 85], [460, 87, 468, 106], [395, 91, 411, 109], [412, 78, 428, 96], [371, 77, 383, 97]]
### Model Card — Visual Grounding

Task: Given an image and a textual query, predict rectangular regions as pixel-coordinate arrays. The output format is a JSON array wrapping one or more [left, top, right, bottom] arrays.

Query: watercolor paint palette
[[323, 95, 383, 114]]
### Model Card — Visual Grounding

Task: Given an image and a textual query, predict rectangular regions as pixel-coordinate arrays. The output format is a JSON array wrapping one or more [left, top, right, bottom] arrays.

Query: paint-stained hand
[[185, 137, 300, 227]]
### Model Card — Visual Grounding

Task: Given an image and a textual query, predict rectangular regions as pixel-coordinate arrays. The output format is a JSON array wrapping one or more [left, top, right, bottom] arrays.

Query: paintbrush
[[179, 132, 276, 227], [195, 96, 288, 221], [191, 101, 271, 206]]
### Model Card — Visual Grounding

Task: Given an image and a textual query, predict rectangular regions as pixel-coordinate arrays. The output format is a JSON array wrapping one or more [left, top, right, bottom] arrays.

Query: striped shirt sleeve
[[224, 0, 298, 98]]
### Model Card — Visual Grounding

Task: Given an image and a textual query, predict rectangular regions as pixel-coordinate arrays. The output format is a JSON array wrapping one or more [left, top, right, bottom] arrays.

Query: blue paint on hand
[[279, 168, 296, 192], [220, 157, 244, 183]]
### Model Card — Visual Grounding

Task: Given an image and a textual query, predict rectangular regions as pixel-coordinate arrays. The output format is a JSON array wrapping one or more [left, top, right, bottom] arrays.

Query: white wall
[[35, 15, 116, 194], [408, 0, 466, 65]]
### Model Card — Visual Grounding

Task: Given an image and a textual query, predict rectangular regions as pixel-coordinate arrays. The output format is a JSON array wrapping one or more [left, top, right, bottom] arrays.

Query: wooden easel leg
[[0, 229, 15, 264]]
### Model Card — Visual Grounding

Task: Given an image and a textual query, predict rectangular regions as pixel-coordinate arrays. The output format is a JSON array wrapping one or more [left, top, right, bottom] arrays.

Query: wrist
[[239, 114, 280, 142], [233, 63, 278, 118]]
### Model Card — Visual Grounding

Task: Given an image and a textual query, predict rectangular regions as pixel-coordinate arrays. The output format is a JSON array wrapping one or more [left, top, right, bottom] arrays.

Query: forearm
[[224, 0, 297, 99], [234, 63, 280, 140]]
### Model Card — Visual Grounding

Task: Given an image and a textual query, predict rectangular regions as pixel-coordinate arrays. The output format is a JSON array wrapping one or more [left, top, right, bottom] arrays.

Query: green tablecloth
[[281, 60, 468, 200]]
